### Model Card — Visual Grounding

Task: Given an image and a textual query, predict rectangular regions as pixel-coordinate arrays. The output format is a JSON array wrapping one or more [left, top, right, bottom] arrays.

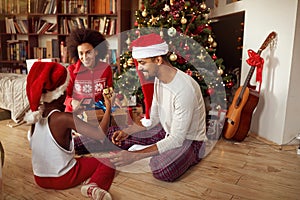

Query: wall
[[210, 0, 300, 144], [284, 1, 300, 143]]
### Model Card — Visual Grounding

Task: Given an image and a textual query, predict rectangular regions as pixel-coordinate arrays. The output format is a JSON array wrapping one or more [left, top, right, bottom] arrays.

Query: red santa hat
[[131, 33, 169, 59], [24, 62, 70, 124], [131, 33, 168, 127]]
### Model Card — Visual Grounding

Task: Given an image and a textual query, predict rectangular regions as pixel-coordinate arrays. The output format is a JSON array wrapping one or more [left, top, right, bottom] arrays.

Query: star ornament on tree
[[150, 15, 159, 25], [197, 53, 206, 62]]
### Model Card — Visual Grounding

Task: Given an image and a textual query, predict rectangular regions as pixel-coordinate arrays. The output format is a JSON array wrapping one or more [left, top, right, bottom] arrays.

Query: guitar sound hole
[[228, 119, 235, 125]]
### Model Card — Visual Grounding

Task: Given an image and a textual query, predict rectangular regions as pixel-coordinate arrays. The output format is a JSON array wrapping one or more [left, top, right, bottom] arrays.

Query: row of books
[[0, 0, 115, 14], [59, 17, 88, 34], [29, 0, 57, 14], [0, 0, 27, 14], [60, 0, 88, 14], [33, 39, 59, 59], [6, 40, 28, 61], [90, 17, 117, 36], [32, 19, 57, 34], [5, 38, 61, 61], [4, 17, 57, 34], [5, 17, 116, 36], [5, 18, 28, 34]]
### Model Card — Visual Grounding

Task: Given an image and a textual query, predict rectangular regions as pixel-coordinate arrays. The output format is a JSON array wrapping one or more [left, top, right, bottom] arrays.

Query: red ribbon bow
[[246, 49, 264, 83]]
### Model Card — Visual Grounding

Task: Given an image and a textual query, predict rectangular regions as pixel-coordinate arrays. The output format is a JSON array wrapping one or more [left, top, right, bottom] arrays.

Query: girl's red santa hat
[[24, 62, 70, 124], [131, 33, 169, 127]]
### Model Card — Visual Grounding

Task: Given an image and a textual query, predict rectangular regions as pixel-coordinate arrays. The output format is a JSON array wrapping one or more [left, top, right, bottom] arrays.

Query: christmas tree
[[114, 0, 235, 113]]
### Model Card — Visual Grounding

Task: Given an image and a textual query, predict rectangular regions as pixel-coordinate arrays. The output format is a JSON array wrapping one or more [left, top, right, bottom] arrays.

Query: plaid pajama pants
[[74, 124, 205, 182], [74, 124, 166, 154]]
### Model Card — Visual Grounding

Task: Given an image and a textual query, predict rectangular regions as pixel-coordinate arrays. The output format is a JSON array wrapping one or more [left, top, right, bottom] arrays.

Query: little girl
[[24, 62, 115, 200]]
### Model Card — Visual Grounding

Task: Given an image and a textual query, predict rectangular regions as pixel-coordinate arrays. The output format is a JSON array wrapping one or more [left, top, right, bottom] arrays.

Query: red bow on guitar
[[246, 49, 264, 83]]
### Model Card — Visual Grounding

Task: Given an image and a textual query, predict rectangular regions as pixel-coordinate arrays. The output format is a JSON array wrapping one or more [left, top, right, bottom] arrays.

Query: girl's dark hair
[[66, 28, 109, 62]]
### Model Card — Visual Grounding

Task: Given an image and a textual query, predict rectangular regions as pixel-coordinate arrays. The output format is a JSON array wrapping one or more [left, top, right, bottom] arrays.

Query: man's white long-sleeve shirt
[[149, 70, 207, 154]]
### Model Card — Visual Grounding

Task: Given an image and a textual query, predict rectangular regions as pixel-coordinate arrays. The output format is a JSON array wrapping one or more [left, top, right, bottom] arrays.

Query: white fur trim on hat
[[24, 107, 43, 125], [132, 42, 169, 59], [141, 117, 152, 127], [41, 70, 70, 103]]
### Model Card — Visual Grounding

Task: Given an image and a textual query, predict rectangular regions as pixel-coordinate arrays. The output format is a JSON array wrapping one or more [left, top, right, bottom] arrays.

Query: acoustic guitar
[[223, 32, 277, 141]]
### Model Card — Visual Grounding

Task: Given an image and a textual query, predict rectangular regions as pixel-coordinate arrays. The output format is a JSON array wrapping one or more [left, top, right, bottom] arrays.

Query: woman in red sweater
[[65, 28, 113, 112]]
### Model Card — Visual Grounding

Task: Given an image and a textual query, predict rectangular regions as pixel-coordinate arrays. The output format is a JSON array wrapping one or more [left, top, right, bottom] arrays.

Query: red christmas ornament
[[186, 69, 193, 76], [134, 21, 139, 27], [206, 88, 215, 95], [226, 81, 234, 88], [183, 44, 190, 51], [212, 54, 217, 60], [195, 24, 206, 34], [177, 55, 186, 64]]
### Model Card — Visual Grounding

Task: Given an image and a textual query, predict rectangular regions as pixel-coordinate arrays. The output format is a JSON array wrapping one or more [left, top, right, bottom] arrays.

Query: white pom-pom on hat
[[140, 117, 152, 127]]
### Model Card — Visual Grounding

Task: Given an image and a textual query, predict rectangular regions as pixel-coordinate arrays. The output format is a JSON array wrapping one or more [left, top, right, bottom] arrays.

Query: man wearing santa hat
[[24, 62, 115, 200], [109, 33, 207, 182]]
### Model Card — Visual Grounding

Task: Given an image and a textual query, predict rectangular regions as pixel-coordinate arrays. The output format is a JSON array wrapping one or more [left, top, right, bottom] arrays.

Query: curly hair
[[66, 28, 109, 63]]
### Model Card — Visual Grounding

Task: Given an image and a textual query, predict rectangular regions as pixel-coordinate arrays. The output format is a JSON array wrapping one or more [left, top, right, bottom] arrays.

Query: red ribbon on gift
[[246, 49, 264, 83]]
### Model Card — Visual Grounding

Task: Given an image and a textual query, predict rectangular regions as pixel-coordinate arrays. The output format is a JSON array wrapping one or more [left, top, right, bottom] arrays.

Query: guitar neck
[[236, 66, 256, 106]]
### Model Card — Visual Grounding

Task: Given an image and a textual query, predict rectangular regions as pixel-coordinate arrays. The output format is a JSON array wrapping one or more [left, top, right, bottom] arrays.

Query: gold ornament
[[127, 58, 134, 66], [212, 41, 217, 48], [169, 53, 177, 61], [208, 35, 214, 43], [181, 17, 187, 24], [217, 68, 224, 75], [142, 9, 147, 17], [200, 2, 207, 10]]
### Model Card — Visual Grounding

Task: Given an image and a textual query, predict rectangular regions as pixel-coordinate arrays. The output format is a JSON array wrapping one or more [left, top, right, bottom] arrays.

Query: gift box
[[85, 108, 128, 128], [206, 107, 227, 140]]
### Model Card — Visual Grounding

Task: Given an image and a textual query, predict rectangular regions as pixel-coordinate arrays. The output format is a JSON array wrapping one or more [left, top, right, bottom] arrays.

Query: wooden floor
[[0, 119, 300, 200]]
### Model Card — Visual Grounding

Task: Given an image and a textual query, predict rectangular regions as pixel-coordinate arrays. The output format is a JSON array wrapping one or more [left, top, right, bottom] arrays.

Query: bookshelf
[[0, 0, 135, 73]]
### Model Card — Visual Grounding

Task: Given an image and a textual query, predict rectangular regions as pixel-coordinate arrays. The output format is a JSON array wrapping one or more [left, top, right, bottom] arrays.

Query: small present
[[206, 105, 227, 140], [110, 108, 128, 127], [85, 108, 128, 127]]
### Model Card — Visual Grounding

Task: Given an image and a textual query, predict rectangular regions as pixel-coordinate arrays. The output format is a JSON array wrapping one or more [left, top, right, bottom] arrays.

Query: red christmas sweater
[[64, 60, 113, 112]]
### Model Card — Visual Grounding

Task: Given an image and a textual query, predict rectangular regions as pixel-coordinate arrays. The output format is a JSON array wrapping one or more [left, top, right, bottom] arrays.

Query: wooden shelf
[[0, 0, 135, 73]]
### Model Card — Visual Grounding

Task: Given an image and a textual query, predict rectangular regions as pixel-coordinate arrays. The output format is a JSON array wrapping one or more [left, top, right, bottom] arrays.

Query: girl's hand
[[103, 89, 115, 109]]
